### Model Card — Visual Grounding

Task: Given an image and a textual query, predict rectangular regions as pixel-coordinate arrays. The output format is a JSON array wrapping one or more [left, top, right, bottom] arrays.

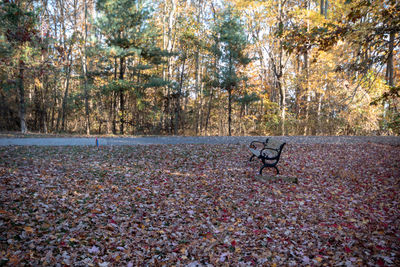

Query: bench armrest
[[250, 138, 269, 149], [249, 140, 264, 149]]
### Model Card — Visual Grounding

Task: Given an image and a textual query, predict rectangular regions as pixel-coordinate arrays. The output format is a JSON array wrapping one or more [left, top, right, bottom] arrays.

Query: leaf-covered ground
[[1, 143, 399, 266]]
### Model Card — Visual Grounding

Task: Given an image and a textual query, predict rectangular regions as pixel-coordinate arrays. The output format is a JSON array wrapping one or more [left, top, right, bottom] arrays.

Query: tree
[[212, 6, 251, 136], [96, 0, 170, 135], [0, 0, 397, 136], [81, 0, 92, 135], [0, 0, 39, 133], [271, 0, 292, 135], [96, 0, 150, 134]]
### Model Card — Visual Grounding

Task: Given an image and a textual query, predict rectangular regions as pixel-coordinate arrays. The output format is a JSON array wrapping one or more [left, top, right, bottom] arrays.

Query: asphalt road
[[0, 136, 399, 146]]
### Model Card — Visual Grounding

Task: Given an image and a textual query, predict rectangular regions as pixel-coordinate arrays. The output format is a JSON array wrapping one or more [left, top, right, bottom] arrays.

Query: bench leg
[[249, 155, 255, 162], [274, 166, 280, 175]]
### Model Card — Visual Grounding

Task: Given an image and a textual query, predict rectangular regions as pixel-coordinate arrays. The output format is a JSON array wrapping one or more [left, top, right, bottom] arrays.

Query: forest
[[0, 0, 399, 136]]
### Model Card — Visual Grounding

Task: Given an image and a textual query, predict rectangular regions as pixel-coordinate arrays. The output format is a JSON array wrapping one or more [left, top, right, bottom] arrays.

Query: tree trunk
[[295, 54, 302, 132], [303, 50, 310, 136], [324, 0, 328, 18], [119, 57, 125, 135], [33, 85, 40, 131], [18, 60, 27, 133], [60, 54, 72, 132], [386, 31, 394, 87], [320, 0, 328, 17], [204, 87, 214, 135], [161, 2, 167, 133], [194, 50, 201, 135], [303, 0, 311, 136], [106, 96, 112, 134], [42, 66, 49, 134], [269, 48, 286, 135], [51, 78, 57, 131], [317, 93, 323, 135], [112, 58, 118, 134], [83, 0, 90, 135], [228, 88, 232, 136], [59, 0, 76, 133], [277, 77, 286, 136], [166, 0, 176, 134], [384, 31, 396, 118], [174, 54, 186, 135]]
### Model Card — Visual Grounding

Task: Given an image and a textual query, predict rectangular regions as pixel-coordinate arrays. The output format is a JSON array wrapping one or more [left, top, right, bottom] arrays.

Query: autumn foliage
[[0, 0, 399, 136]]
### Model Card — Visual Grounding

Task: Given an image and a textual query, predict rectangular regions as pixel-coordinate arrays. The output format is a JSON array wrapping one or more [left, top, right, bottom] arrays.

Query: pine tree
[[0, 0, 38, 133], [211, 7, 251, 136], [96, 0, 168, 134]]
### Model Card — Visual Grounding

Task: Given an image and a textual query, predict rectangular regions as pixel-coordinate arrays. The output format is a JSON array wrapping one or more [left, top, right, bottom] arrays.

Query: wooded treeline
[[0, 0, 399, 136]]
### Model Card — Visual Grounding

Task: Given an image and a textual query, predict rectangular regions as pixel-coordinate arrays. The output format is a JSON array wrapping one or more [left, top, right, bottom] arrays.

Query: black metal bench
[[249, 138, 286, 175]]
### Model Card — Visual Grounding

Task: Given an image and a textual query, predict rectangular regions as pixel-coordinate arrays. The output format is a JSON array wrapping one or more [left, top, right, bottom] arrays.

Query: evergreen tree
[[95, 0, 168, 134], [212, 7, 251, 136], [0, 0, 38, 133]]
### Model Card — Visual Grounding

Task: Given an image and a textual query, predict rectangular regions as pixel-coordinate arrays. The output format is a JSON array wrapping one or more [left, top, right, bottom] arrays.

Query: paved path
[[0, 136, 399, 146]]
